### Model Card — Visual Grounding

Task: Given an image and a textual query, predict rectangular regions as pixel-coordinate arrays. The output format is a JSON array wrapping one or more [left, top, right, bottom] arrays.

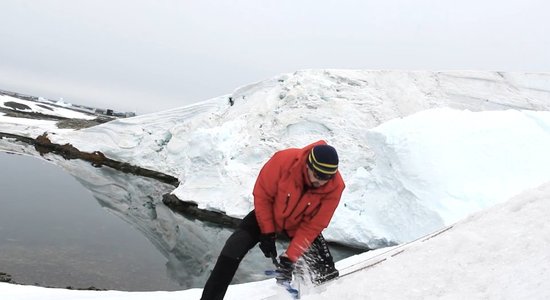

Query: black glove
[[275, 256, 294, 284], [259, 233, 277, 258]]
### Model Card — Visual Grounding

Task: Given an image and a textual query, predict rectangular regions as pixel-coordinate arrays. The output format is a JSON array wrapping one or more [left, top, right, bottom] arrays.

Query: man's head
[[306, 144, 339, 187]]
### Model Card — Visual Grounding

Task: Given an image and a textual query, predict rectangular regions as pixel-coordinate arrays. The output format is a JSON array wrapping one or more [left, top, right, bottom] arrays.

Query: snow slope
[[308, 182, 550, 300], [3, 70, 550, 249]]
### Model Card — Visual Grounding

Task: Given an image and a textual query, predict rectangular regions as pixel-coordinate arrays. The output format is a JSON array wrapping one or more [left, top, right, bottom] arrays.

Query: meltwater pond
[[0, 150, 362, 291], [0, 151, 181, 291]]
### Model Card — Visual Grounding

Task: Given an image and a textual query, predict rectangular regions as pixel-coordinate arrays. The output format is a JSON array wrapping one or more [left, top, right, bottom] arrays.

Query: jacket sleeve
[[285, 185, 344, 262], [253, 152, 283, 234]]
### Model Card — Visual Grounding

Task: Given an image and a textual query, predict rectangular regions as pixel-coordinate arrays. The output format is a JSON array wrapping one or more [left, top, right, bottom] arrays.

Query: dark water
[[0, 151, 182, 291], [0, 151, 362, 291]]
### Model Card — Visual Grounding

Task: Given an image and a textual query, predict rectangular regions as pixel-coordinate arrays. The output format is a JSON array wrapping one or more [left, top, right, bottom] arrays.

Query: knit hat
[[307, 145, 339, 180]]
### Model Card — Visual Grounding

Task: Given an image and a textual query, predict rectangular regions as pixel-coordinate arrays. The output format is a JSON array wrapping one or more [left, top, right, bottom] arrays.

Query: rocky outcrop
[[33, 133, 179, 186], [162, 194, 241, 228]]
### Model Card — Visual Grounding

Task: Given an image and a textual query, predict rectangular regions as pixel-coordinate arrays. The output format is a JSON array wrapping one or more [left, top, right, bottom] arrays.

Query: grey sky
[[1, 0, 549, 114]]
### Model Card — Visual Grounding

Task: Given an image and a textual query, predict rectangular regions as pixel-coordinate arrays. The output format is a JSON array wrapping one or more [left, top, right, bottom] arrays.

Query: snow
[[345, 108, 550, 245], [1, 69, 550, 299], [0, 114, 73, 137], [0, 95, 96, 120], [309, 182, 550, 300], [42, 70, 550, 248], [0, 94, 96, 137]]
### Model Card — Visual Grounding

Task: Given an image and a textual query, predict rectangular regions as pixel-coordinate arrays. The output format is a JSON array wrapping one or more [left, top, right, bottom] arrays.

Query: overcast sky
[[1, 0, 549, 114]]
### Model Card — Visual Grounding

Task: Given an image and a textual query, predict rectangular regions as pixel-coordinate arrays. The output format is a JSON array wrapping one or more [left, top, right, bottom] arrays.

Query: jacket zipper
[[283, 192, 310, 228], [282, 193, 291, 214], [282, 193, 291, 229], [294, 202, 311, 220]]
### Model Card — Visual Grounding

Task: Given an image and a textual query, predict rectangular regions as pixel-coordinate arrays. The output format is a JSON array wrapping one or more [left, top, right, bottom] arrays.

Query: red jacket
[[253, 140, 345, 262]]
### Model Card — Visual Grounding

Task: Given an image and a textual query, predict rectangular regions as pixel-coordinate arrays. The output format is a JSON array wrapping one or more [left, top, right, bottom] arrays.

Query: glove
[[275, 256, 294, 284], [259, 233, 277, 258]]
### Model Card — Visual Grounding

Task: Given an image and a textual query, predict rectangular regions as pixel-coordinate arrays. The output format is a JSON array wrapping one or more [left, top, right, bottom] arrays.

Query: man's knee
[[220, 229, 257, 260]]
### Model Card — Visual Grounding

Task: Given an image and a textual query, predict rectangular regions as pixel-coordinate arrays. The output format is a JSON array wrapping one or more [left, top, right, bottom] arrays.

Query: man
[[201, 140, 345, 300]]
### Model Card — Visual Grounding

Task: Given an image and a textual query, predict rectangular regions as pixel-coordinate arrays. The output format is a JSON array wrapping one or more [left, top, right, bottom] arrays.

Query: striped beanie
[[307, 145, 339, 180]]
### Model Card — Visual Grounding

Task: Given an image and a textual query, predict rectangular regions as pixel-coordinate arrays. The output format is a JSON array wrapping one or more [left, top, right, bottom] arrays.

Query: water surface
[[0, 151, 182, 291]]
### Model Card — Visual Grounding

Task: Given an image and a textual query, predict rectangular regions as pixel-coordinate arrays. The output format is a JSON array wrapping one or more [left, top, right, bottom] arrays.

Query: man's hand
[[259, 233, 277, 258], [275, 256, 294, 283]]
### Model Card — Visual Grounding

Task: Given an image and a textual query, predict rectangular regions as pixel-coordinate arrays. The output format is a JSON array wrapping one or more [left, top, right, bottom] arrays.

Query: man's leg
[[201, 211, 261, 300], [302, 233, 339, 284]]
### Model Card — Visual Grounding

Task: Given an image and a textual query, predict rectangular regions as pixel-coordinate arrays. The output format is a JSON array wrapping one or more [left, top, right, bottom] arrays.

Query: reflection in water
[[0, 141, 361, 291]]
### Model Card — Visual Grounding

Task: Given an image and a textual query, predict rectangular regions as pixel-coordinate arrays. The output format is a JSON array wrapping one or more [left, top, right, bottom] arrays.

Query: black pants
[[200, 210, 337, 300]]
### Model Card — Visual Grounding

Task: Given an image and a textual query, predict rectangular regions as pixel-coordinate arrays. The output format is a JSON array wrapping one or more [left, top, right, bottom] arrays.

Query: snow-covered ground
[[1, 69, 550, 299], [0, 94, 96, 137]]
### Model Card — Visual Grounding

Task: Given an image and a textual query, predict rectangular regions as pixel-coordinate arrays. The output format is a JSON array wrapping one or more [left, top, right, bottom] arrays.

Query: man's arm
[[285, 189, 342, 262], [252, 153, 282, 234]]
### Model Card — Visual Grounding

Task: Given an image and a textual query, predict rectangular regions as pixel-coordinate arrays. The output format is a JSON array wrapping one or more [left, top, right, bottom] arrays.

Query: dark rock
[[4, 101, 31, 111], [162, 194, 241, 228], [56, 119, 104, 129], [0, 272, 12, 283]]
